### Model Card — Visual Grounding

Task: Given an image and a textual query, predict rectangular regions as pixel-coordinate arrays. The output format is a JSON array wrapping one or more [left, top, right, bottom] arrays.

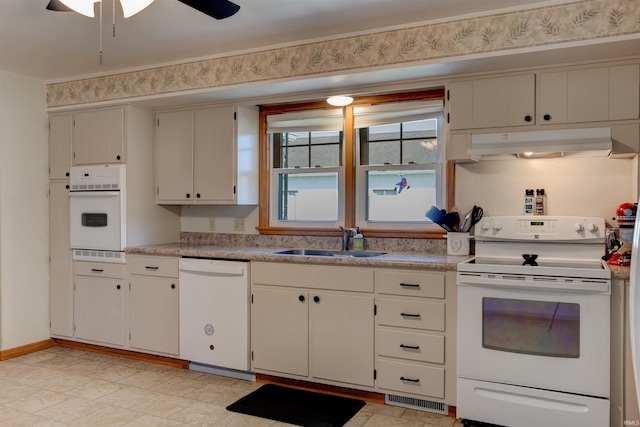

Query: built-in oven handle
[[69, 191, 120, 196], [457, 273, 610, 293]]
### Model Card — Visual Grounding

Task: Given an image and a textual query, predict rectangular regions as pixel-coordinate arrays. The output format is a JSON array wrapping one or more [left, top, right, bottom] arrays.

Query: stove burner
[[522, 254, 538, 266]]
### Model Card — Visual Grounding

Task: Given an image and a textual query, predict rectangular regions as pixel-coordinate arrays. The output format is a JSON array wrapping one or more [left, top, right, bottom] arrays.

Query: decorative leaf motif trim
[[608, 8, 625, 27], [352, 42, 372, 57], [425, 32, 444, 51], [268, 55, 285, 68], [330, 47, 345, 63], [572, 8, 599, 29], [376, 42, 390, 58], [400, 35, 418, 54], [308, 49, 323, 68], [452, 26, 475, 45], [506, 20, 530, 42], [481, 26, 498, 45], [539, 16, 561, 36]]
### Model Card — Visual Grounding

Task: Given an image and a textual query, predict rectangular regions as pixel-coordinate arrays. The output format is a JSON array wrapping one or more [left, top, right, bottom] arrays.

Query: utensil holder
[[446, 232, 470, 255]]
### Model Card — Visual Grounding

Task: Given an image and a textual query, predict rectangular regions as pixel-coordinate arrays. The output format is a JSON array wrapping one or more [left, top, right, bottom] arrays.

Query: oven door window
[[482, 297, 580, 358]]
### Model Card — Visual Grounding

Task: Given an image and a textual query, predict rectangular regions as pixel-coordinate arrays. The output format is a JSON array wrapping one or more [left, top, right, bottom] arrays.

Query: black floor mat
[[226, 383, 366, 427]]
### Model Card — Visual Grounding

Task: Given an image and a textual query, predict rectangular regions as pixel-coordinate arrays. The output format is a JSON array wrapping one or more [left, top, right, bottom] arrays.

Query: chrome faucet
[[339, 226, 358, 251]]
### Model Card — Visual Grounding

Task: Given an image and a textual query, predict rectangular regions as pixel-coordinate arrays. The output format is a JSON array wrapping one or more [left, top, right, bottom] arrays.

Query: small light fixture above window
[[327, 96, 354, 107]]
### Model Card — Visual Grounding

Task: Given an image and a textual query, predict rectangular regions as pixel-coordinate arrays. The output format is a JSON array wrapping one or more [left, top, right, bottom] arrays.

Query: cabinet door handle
[[313, 296, 320, 303], [400, 344, 420, 350], [400, 312, 421, 318], [399, 283, 420, 288], [145, 266, 159, 270], [543, 114, 552, 121], [116, 155, 121, 160], [400, 376, 420, 383], [186, 193, 191, 199], [91, 268, 104, 272], [171, 284, 176, 289], [196, 193, 201, 199], [116, 284, 121, 290], [299, 295, 305, 302], [524, 115, 532, 122]]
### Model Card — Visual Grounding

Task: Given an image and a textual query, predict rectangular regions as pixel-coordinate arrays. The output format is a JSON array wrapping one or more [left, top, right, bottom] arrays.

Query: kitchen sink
[[273, 249, 386, 258]]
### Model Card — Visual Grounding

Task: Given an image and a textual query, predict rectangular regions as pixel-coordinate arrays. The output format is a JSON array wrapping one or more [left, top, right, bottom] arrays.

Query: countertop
[[126, 243, 465, 271], [126, 243, 631, 279]]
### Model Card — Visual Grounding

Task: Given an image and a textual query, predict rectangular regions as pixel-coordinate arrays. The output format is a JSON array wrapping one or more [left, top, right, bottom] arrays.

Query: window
[[355, 100, 445, 229], [258, 89, 448, 237]]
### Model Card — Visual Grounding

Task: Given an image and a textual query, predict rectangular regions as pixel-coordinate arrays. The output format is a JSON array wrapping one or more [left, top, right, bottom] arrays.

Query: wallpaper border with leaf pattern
[[46, 0, 640, 108]]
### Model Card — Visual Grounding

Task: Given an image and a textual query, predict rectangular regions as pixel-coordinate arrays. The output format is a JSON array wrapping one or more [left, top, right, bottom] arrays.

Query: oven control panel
[[476, 216, 605, 241], [70, 164, 125, 191]]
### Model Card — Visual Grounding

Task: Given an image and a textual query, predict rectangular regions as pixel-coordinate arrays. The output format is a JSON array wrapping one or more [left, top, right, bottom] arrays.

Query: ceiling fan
[[45, 0, 241, 20]]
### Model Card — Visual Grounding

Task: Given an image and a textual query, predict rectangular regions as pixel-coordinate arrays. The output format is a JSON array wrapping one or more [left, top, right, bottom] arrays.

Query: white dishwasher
[[179, 258, 251, 375]]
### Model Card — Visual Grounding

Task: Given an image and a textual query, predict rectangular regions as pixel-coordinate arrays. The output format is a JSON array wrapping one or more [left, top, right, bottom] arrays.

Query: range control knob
[[492, 221, 502, 231], [586, 223, 598, 233], [481, 222, 491, 231], [574, 223, 584, 232]]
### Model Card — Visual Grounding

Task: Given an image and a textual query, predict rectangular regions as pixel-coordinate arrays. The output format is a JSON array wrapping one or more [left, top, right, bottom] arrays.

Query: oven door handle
[[69, 191, 120, 197], [457, 273, 610, 293]]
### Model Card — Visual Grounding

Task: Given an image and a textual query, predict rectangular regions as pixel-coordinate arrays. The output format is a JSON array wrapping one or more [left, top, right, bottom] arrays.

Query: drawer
[[252, 262, 373, 293], [128, 255, 178, 278], [377, 298, 445, 331], [377, 359, 445, 399], [378, 328, 444, 364], [377, 270, 445, 298], [74, 261, 124, 279]]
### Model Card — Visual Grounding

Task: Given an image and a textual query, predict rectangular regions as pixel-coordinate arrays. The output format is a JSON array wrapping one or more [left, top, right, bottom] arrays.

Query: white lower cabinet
[[375, 269, 456, 405], [128, 255, 179, 356], [251, 262, 375, 389], [73, 262, 125, 346]]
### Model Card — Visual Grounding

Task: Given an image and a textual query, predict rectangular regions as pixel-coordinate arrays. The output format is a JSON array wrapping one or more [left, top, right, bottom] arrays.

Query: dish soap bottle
[[353, 233, 364, 251]]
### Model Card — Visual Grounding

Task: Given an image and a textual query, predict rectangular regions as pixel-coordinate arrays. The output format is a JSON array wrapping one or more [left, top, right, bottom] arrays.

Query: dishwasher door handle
[[179, 266, 245, 276]]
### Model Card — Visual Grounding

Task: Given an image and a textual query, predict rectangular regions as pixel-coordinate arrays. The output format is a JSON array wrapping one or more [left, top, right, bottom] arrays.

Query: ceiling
[[2, 0, 639, 107]]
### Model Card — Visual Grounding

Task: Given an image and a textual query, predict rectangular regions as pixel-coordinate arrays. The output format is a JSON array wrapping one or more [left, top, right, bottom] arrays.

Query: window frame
[[257, 89, 452, 238]]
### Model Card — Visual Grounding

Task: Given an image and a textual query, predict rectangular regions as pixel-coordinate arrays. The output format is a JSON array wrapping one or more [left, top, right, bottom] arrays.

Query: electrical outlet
[[208, 217, 216, 231], [234, 217, 246, 232]]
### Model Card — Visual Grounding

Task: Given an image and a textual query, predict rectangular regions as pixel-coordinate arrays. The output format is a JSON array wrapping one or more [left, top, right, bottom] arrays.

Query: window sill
[[256, 225, 446, 239]]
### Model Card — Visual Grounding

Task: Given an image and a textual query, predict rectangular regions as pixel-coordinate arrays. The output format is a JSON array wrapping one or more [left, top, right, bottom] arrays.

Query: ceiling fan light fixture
[[59, 0, 99, 17], [327, 95, 354, 107], [120, 0, 155, 18]]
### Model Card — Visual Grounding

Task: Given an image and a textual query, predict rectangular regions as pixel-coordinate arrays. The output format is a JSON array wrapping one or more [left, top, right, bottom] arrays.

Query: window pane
[[403, 139, 437, 164], [403, 119, 436, 139], [367, 141, 400, 165], [284, 146, 309, 168], [311, 145, 340, 167], [482, 298, 580, 358], [278, 172, 338, 221], [368, 123, 400, 141], [366, 169, 436, 221]]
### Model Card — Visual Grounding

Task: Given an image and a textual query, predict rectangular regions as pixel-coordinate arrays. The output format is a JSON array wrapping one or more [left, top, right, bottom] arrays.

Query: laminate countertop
[[126, 243, 464, 271], [126, 243, 630, 279]]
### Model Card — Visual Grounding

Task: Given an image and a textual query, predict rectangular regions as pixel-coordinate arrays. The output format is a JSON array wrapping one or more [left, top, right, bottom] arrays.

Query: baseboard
[[256, 373, 386, 404], [0, 339, 57, 361], [52, 339, 189, 369]]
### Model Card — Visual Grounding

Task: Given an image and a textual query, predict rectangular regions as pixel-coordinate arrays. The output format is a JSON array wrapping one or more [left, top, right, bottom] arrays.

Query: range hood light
[[467, 127, 612, 160]]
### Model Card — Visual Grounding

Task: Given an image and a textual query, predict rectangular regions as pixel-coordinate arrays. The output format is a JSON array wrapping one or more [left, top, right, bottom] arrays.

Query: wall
[[0, 70, 50, 350], [455, 157, 635, 226], [181, 205, 260, 234]]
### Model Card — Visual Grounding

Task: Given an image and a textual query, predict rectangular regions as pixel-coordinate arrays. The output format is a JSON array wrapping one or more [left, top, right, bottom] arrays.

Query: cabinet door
[[471, 77, 509, 129], [129, 276, 179, 355], [310, 291, 374, 387], [447, 81, 473, 130], [567, 67, 609, 123], [193, 106, 236, 203], [49, 115, 73, 180], [49, 182, 73, 337], [156, 110, 194, 203], [251, 286, 309, 377], [74, 276, 125, 346], [610, 64, 640, 121], [539, 71, 568, 124], [73, 108, 125, 164]]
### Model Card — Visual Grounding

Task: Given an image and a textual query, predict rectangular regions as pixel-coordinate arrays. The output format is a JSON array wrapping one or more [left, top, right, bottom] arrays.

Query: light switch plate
[[209, 217, 216, 231], [234, 217, 245, 232]]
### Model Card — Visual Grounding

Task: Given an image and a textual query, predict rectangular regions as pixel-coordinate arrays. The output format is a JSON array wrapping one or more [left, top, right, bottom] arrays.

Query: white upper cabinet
[[538, 64, 639, 125], [49, 114, 74, 180], [73, 107, 125, 164], [447, 74, 535, 130], [156, 105, 259, 205]]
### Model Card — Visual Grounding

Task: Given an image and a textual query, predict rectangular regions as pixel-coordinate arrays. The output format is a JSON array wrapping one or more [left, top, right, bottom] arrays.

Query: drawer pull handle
[[400, 376, 420, 383], [91, 268, 104, 272], [400, 344, 420, 350], [145, 266, 159, 270], [400, 313, 421, 318], [400, 283, 420, 288]]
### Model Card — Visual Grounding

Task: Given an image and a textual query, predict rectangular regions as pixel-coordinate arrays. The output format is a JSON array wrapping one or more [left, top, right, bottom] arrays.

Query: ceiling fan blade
[[46, 0, 73, 12], [177, 0, 240, 20]]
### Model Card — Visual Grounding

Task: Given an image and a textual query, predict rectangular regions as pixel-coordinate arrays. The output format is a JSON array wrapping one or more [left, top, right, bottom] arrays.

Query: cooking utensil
[[426, 206, 452, 232], [463, 206, 483, 232], [460, 207, 474, 232], [444, 211, 460, 232]]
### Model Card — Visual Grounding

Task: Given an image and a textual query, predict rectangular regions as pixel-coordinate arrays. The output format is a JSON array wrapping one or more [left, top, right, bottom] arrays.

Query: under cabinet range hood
[[467, 127, 613, 160]]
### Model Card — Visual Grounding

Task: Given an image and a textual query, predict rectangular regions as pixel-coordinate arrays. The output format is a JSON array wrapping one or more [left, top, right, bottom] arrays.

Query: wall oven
[[457, 216, 611, 427], [69, 164, 126, 263]]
